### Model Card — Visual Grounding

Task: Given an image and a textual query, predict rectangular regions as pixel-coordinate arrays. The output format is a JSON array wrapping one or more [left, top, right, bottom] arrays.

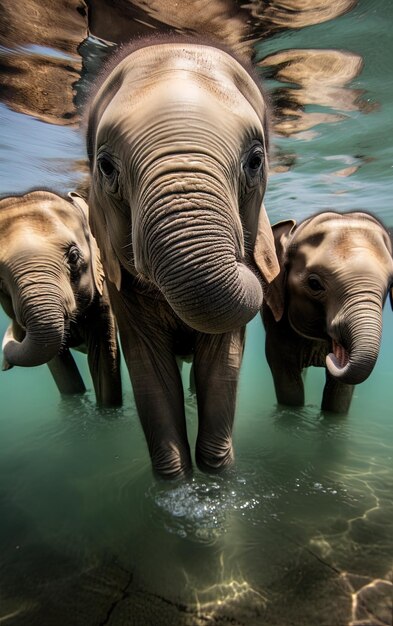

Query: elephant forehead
[[0, 208, 56, 240], [96, 45, 265, 138], [103, 78, 260, 130], [97, 77, 263, 169], [122, 43, 264, 111], [0, 194, 81, 236], [8, 226, 75, 253], [0, 212, 88, 257], [295, 231, 391, 275]]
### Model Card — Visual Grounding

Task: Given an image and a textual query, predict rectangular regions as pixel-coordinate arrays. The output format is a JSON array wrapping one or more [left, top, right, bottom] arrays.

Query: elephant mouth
[[326, 339, 350, 376], [332, 339, 349, 368]]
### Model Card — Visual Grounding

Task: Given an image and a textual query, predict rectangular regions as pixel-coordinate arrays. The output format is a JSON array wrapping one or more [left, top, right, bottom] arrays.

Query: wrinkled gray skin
[[0, 191, 122, 407], [87, 39, 280, 477], [262, 212, 393, 413]]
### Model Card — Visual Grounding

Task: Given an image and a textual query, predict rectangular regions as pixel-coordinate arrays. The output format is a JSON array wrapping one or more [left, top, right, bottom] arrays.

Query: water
[[0, 1, 392, 624]]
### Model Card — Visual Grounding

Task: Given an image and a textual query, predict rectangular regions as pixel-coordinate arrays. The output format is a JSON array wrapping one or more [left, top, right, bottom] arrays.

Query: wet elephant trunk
[[326, 301, 382, 385], [2, 280, 66, 367], [141, 202, 263, 334]]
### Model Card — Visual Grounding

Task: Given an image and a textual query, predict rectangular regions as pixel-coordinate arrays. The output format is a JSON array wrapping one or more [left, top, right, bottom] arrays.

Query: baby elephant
[[262, 211, 393, 413], [0, 190, 122, 406]]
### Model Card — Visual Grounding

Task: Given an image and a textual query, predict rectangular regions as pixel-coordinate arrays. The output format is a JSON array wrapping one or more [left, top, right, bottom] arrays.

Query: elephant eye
[[97, 152, 119, 194], [308, 275, 325, 292], [98, 156, 116, 178], [67, 245, 82, 266], [248, 153, 263, 171], [243, 144, 265, 184]]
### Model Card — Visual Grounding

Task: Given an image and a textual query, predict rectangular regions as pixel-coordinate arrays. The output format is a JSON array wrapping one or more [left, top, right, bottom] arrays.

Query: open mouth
[[331, 339, 349, 369], [325, 339, 351, 379]]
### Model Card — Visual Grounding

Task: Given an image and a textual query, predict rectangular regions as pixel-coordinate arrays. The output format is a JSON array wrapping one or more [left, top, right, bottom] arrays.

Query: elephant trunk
[[2, 279, 66, 367], [326, 299, 382, 385], [141, 199, 262, 334]]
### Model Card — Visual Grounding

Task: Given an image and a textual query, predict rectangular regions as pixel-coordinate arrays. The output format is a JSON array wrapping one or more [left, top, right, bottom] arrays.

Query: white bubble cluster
[[149, 475, 262, 542]]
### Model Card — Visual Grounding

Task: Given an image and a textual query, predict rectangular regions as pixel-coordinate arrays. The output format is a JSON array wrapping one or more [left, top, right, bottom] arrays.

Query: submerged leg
[[193, 328, 245, 472], [321, 370, 354, 414], [48, 349, 86, 395]]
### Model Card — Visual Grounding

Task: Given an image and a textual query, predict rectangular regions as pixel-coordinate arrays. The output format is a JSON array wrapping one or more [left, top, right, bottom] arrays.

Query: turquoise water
[[0, 1, 392, 624]]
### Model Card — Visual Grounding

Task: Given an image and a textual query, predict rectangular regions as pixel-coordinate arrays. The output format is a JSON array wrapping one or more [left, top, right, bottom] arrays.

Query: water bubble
[[147, 474, 264, 542]]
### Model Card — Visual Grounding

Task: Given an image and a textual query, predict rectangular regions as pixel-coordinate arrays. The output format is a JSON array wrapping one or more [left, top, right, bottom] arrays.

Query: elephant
[[86, 36, 280, 477], [262, 211, 393, 413], [0, 190, 122, 407]]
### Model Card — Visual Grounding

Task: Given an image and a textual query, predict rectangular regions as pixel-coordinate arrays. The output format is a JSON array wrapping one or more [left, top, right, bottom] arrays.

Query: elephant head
[[0, 191, 103, 367], [86, 39, 280, 334], [266, 212, 393, 385]]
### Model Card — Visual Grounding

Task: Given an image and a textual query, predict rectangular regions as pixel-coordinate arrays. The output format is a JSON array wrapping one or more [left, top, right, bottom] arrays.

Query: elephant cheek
[[74, 272, 95, 309], [288, 299, 326, 340]]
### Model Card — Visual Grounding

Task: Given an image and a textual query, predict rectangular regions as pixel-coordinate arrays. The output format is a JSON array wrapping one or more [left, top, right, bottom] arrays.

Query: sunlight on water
[[0, 0, 393, 624], [148, 473, 261, 542]]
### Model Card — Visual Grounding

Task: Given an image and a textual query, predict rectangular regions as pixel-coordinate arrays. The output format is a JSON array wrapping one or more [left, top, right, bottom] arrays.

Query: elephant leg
[[126, 334, 191, 477], [82, 290, 122, 407], [265, 325, 304, 407], [193, 328, 245, 472], [113, 294, 192, 478], [48, 349, 86, 395], [270, 362, 304, 407], [321, 370, 354, 414]]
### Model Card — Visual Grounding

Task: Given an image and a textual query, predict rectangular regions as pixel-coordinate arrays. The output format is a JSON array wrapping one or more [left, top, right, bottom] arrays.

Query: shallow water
[[0, 1, 392, 624]]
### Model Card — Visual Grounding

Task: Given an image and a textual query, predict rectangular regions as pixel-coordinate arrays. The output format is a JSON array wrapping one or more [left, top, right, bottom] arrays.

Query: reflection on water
[[259, 48, 365, 137], [87, 0, 253, 59], [247, 0, 357, 35], [0, 0, 86, 124], [1, 49, 81, 124], [1, 0, 393, 624]]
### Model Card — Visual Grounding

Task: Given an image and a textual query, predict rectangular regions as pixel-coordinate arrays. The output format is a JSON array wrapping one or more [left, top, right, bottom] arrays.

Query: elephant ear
[[358, 216, 393, 313], [375, 221, 393, 312], [253, 202, 281, 285], [68, 192, 105, 296], [382, 227, 393, 312], [263, 219, 297, 322], [88, 193, 122, 292]]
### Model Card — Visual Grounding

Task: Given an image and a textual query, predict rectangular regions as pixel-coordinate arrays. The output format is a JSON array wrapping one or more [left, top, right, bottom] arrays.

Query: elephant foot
[[151, 442, 192, 480], [195, 438, 234, 474]]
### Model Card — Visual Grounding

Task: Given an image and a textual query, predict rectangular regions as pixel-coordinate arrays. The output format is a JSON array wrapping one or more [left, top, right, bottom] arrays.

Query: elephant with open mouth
[[86, 36, 280, 477], [0, 190, 122, 407], [262, 211, 393, 413]]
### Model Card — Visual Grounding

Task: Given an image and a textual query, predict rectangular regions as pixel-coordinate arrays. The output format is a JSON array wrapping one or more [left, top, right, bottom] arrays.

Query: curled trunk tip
[[326, 332, 381, 385], [2, 326, 65, 368]]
